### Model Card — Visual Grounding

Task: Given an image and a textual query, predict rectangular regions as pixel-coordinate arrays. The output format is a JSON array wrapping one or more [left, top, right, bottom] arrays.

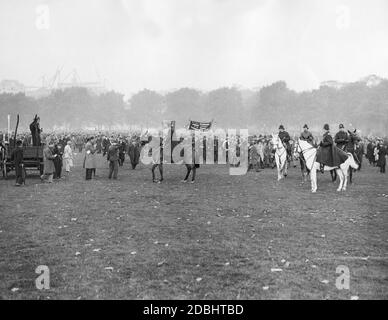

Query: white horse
[[296, 139, 359, 193], [271, 134, 288, 181]]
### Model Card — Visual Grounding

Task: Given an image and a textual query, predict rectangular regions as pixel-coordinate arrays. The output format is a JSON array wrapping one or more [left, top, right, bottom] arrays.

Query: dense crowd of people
[[0, 120, 387, 186]]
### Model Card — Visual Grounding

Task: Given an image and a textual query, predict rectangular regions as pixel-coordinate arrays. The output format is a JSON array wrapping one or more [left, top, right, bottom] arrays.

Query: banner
[[188, 120, 212, 131]]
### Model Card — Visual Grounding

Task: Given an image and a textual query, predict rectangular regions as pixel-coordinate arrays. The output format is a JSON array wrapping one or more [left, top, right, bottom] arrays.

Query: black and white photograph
[[0, 0, 387, 306]]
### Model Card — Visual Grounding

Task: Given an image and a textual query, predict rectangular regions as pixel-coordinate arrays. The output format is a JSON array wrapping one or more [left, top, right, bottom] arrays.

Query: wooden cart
[[1, 145, 44, 179]]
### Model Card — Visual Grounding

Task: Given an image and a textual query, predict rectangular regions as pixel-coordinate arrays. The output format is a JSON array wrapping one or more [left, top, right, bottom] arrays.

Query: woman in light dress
[[63, 140, 74, 174]]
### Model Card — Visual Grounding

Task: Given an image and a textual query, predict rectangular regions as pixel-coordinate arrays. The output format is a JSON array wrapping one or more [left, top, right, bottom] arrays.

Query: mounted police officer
[[299, 124, 314, 146], [278, 125, 291, 160], [334, 124, 349, 151], [316, 123, 348, 174], [316, 124, 333, 173]]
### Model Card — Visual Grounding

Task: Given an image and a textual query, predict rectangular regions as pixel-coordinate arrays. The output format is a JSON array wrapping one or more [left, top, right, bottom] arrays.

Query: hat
[[303, 124, 309, 129], [324, 124, 330, 131], [279, 125, 285, 130], [339, 124, 344, 129]]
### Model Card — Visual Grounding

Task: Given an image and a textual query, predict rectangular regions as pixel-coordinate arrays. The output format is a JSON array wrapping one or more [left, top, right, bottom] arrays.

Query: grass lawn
[[0, 153, 387, 299]]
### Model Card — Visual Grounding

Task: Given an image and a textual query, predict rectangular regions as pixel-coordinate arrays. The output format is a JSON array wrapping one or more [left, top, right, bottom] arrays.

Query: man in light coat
[[83, 137, 96, 180], [63, 140, 74, 174], [41, 141, 56, 183]]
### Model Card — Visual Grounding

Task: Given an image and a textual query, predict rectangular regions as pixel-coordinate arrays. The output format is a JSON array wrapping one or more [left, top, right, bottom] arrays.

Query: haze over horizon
[[1, 0, 388, 97]]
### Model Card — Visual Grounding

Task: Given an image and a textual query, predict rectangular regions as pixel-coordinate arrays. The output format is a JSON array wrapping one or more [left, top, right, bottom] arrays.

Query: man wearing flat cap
[[334, 124, 349, 151]]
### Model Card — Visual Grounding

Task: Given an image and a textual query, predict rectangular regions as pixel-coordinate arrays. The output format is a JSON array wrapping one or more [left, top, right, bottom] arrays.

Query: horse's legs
[[158, 164, 163, 181], [342, 168, 348, 191], [330, 169, 337, 182], [310, 166, 317, 193], [191, 165, 196, 182], [183, 165, 190, 182], [349, 167, 352, 184], [152, 164, 157, 182], [336, 169, 344, 191], [284, 161, 288, 177]]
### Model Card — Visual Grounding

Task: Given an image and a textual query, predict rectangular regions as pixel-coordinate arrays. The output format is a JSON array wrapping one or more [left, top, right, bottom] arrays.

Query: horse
[[150, 131, 199, 183], [270, 134, 288, 181], [296, 139, 359, 193], [294, 140, 337, 184], [293, 141, 309, 183]]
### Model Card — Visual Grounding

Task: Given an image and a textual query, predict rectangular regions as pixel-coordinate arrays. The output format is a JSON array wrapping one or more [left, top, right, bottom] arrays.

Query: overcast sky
[[1, 0, 388, 96]]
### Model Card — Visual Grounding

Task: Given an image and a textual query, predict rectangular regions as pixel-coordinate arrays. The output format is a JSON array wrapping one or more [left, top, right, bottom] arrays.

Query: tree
[[128, 89, 164, 127]]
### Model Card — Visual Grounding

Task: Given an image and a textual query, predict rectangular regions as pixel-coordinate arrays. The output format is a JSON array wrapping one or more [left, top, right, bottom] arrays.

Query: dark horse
[[151, 132, 199, 183]]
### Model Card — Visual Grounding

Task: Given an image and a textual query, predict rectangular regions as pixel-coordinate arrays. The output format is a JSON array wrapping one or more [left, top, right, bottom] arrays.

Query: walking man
[[107, 140, 120, 179], [41, 141, 56, 183], [11, 140, 24, 186]]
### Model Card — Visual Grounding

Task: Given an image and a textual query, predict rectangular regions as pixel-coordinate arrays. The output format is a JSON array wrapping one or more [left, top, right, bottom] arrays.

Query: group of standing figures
[[83, 136, 142, 181]]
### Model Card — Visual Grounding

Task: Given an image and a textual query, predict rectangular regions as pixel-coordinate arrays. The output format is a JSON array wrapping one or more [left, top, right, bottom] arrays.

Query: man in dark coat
[[316, 123, 349, 172], [118, 138, 126, 167], [102, 136, 110, 157], [11, 140, 24, 186], [334, 124, 349, 150], [53, 142, 63, 179], [107, 140, 120, 179], [366, 140, 376, 165], [29, 115, 42, 146], [299, 124, 315, 146], [278, 125, 291, 159], [376, 139, 386, 173], [128, 139, 141, 169]]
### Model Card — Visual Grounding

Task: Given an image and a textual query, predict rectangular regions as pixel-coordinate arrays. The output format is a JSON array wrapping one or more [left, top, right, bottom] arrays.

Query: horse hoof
[[182, 180, 187, 183], [337, 189, 341, 192], [190, 181, 195, 184]]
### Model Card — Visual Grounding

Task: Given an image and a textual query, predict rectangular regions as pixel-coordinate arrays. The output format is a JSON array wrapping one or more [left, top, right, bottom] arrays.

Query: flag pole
[[7, 114, 10, 143]]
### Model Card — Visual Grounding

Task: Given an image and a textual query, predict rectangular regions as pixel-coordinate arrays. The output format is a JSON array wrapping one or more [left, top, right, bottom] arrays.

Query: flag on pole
[[188, 120, 213, 131]]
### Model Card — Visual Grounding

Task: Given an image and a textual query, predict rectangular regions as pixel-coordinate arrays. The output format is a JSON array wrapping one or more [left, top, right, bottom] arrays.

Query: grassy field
[[0, 152, 387, 300]]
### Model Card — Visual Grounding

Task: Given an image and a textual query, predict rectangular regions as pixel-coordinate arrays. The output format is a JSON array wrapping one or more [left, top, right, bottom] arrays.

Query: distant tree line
[[1, 79, 387, 135]]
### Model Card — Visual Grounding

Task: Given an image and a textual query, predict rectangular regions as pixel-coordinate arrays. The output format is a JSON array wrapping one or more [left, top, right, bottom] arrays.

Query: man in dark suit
[[107, 140, 120, 179], [299, 124, 314, 146], [278, 125, 291, 160], [29, 115, 42, 146], [376, 139, 387, 173], [53, 142, 63, 179], [128, 139, 141, 169], [11, 140, 24, 186]]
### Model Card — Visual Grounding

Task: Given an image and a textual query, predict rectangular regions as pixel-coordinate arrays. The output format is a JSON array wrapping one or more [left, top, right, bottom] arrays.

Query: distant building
[[359, 74, 383, 87], [321, 75, 384, 90], [0, 79, 25, 94], [320, 80, 346, 90]]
